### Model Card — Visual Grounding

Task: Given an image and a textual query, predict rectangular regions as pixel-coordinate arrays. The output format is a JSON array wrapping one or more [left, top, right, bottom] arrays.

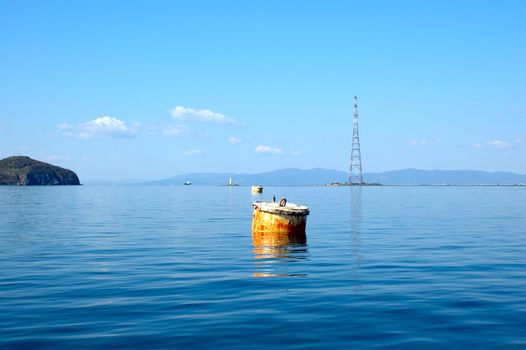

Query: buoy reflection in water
[[252, 231, 309, 277]]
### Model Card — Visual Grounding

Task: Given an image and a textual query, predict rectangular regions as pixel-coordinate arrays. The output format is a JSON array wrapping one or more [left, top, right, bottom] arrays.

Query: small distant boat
[[184, 181, 191, 185], [251, 185, 263, 194]]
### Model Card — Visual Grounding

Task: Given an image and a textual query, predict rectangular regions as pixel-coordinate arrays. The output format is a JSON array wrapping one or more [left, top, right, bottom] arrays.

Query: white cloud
[[488, 139, 512, 150], [163, 125, 188, 136], [58, 116, 140, 139], [228, 136, 242, 144], [473, 139, 523, 151], [184, 149, 203, 156], [170, 106, 238, 126], [409, 138, 440, 146], [150, 124, 210, 139], [255, 145, 283, 155]]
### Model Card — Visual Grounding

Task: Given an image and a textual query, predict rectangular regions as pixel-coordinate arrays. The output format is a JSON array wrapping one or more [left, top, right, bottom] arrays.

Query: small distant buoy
[[251, 199, 310, 236]]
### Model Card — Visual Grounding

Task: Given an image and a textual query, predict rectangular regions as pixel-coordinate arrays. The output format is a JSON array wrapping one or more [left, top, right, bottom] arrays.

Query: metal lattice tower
[[349, 96, 364, 185]]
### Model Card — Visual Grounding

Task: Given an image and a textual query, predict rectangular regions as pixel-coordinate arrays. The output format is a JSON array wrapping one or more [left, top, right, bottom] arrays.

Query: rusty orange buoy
[[251, 199, 310, 237]]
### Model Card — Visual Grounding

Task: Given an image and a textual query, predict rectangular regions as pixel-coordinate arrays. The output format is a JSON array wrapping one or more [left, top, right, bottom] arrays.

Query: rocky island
[[0, 156, 80, 185]]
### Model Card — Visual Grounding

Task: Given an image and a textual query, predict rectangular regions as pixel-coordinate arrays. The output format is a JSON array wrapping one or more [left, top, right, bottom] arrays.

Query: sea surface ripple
[[1, 185, 525, 349]]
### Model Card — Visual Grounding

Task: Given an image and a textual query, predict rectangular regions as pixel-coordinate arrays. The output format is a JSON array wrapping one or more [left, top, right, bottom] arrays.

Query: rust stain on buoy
[[251, 199, 310, 236]]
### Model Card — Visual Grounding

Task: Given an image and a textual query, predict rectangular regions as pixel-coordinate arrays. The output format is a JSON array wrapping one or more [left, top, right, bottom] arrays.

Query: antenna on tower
[[349, 96, 364, 185]]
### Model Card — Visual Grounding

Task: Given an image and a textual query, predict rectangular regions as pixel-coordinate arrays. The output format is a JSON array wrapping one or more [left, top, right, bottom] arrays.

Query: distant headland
[[0, 156, 80, 186]]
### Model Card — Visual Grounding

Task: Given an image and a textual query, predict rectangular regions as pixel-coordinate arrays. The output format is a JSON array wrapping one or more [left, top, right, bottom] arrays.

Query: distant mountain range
[[364, 169, 526, 185], [144, 168, 526, 186]]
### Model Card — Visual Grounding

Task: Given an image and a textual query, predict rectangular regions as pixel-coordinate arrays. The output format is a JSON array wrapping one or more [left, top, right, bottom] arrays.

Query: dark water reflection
[[349, 187, 364, 294]]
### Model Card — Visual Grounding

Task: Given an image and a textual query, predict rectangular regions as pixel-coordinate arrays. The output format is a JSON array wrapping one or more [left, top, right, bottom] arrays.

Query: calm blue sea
[[1, 185, 525, 349]]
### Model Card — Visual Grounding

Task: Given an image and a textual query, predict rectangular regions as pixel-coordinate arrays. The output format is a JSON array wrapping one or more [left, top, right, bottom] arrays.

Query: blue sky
[[1, 0, 525, 180]]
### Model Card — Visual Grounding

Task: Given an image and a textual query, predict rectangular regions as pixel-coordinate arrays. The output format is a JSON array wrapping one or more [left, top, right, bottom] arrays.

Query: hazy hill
[[145, 168, 526, 186], [148, 168, 347, 186], [365, 169, 526, 185]]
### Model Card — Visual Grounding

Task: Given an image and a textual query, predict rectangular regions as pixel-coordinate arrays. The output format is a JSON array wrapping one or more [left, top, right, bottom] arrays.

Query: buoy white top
[[252, 201, 310, 216]]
